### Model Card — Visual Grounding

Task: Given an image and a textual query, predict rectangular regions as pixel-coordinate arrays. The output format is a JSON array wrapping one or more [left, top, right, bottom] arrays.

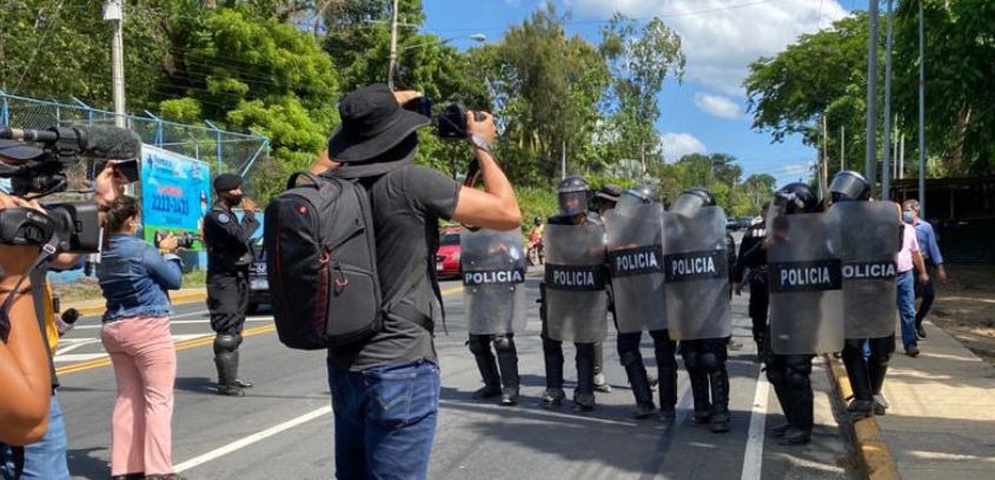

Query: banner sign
[[140, 144, 211, 250]]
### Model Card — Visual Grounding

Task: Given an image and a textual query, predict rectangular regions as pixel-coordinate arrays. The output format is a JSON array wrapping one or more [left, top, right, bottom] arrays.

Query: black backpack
[[263, 172, 383, 350]]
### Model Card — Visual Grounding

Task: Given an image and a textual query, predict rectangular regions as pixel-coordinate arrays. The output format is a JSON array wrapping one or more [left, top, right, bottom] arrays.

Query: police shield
[[461, 228, 528, 335], [766, 209, 844, 355], [543, 223, 609, 343], [827, 201, 902, 339], [663, 206, 731, 340], [604, 204, 666, 333]]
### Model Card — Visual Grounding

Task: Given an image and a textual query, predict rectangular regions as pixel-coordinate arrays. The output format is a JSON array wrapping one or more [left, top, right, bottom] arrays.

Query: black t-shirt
[[327, 165, 459, 371]]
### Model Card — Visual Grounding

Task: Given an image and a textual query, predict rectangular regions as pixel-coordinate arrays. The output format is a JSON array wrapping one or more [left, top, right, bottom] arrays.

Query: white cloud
[[564, 0, 848, 95], [693, 92, 739, 119], [660, 132, 707, 162]]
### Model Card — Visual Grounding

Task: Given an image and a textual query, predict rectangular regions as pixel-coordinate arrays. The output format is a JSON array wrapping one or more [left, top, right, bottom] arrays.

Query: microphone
[[0, 125, 142, 159]]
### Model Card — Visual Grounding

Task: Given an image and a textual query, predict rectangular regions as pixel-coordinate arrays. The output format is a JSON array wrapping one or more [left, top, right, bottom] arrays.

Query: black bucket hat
[[327, 84, 430, 163]]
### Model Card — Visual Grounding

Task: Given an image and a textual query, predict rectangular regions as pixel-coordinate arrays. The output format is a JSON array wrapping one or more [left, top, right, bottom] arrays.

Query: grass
[[51, 270, 208, 304]]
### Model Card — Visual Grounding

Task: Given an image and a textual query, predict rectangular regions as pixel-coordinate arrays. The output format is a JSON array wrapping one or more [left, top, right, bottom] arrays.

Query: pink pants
[[101, 315, 177, 476]]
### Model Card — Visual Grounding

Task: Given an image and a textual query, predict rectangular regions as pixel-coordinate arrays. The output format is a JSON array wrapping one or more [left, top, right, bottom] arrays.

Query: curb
[[824, 354, 901, 480], [71, 289, 208, 317]]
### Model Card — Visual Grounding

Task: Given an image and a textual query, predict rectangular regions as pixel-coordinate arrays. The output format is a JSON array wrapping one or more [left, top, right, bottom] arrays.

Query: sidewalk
[[827, 321, 995, 480], [69, 287, 207, 317]]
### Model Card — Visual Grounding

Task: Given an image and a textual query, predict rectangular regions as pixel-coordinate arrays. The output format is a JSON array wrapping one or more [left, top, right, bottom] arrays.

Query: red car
[[435, 226, 462, 278]]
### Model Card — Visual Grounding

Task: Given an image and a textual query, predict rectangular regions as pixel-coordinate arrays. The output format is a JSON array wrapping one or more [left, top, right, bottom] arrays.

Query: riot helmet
[[617, 184, 656, 211], [773, 182, 821, 214], [556, 175, 591, 216], [670, 187, 714, 215], [829, 170, 871, 203], [533, 216, 542, 226]]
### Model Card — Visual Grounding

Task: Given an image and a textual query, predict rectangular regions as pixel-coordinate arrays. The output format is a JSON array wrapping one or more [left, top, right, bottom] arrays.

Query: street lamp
[[387, 33, 486, 88]]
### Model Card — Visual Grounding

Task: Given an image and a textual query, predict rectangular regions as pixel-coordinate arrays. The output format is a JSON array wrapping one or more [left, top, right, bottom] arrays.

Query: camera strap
[[0, 238, 57, 342]]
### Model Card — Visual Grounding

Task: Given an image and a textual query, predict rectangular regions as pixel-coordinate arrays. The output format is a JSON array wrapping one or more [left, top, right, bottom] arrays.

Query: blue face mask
[[902, 211, 915, 224]]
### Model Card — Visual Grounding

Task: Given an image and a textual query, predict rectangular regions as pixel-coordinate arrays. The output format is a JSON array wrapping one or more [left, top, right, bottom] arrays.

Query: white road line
[[54, 334, 212, 363], [740, 372, 770, 480], [173, 405, 332, 473], [74, 317, 273, 330]]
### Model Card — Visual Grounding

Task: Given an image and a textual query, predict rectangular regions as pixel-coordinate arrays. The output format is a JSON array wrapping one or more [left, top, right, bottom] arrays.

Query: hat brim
[[595, 192, 620, 202], [0, 139, 45, 161], [327, 110, 430, 163]]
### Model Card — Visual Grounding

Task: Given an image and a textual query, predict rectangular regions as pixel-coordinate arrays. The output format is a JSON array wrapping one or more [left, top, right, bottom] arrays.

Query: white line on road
[[173, 405, 332, 474], [741, 371, 770, 480], [73, 317, 273, 330]]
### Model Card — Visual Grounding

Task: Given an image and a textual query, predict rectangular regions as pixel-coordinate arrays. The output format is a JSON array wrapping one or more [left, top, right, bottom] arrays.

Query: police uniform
[[202, 175, 259, 396], [734, 218, 769, 353]]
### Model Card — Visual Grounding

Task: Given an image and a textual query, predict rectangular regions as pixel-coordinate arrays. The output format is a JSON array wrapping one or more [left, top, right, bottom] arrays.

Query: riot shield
[[604, 204, 666, 333], [766, 209, 844, 355], [827, 201, 902, 339], [663, 206, 731, 340], [461, 228, 528, 335], [543, 223, 609, 343]]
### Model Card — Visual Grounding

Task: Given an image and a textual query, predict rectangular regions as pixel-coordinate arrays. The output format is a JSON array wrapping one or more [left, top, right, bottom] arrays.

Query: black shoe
[[235, 378, 254, 388], [216, 384, 245, 397], [500, 389, 519, 406], [573, 391, 596, 412], [847, 400, 874, 421], [771, 423, 791, 437], [906, 347, 920, 358], [633, 402, 656, 419], [692, 410, 711, 424], [916, 325, 927, 339], [659, 406, 676, 421], [541, 388, 565, 409], [473, 385, 502, 399], [777, 427, 811, 446], [110, 473, 144, 480], [710, 413, 731, 433], [146, 475, 188, 480]]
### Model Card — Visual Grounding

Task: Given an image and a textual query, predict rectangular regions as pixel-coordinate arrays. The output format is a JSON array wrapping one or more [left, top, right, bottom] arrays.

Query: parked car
[[738, 216, 757, 229], [248, 237, 269, 314], [725, 218, 740, 231], [436, 226, 462, 278]]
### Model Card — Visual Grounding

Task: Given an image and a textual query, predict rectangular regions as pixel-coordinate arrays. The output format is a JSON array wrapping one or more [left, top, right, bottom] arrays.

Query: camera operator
[[314, 84, 520, 480], [202, 174, 259, 397]]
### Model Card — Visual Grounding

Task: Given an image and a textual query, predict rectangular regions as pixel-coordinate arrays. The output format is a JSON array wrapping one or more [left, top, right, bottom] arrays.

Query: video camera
[[154, 230, 198, 250], [0, 125, 142, 254]]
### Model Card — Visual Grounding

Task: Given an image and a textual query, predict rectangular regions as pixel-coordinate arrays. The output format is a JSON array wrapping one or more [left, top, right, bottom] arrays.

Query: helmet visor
[[829, 172, 870, 202], [558, 191, 589, 216]]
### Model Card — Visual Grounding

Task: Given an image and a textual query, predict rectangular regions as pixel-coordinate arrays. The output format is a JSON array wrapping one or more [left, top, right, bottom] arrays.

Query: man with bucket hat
[[316, 84, 521, 480]]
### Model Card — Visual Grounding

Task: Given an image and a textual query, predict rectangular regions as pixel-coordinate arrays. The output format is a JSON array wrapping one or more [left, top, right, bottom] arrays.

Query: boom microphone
[[0, 125, 142, 159]]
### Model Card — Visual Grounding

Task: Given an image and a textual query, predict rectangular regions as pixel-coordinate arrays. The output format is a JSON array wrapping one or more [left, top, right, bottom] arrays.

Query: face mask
[[228, 194, 243, 207], [903, 211, 914, 224]]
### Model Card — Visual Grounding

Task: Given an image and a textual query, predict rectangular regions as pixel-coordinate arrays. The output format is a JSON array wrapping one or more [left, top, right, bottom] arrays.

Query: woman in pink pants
[[98, 196, 185, 480]]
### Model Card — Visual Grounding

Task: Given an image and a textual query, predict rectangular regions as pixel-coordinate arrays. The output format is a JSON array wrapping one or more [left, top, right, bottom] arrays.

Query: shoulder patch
[[217, 213, 231, 224]]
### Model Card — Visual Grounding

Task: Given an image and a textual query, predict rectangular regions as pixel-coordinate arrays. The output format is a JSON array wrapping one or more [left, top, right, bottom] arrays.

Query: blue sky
[[422, 0, 855, 187]]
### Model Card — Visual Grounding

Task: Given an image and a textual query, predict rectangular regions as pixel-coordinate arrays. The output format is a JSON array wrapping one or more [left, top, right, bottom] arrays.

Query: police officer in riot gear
[[610, 185, 678, 419], [540, 175, 602, 411], [830, 170, 894, 419], [734, 204, 770, 359], [671, 187, 734, 433], [591, 184, 627, 395], [765, 182, 822, 445], [202, 173, 259, 397]]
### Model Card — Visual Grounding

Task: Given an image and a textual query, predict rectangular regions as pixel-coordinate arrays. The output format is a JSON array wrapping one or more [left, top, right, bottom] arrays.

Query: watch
[[469, 135, 493, 155]]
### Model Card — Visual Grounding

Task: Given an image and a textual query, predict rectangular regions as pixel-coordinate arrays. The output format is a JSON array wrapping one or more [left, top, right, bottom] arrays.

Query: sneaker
[[906, 347, 920, 358], [846, 400, 874, 421], [873, 394, 889, 416], [593, 373, 612, 393], [727, 339, 743, 351], [541, 388, 565, 409], [777, 427, 811, 446], [771, 423, 791, 437], [573, 391, 596, 412], [916, 325, 927, 339], [633, 402, 656, 419], [216, 384, 245, 397]]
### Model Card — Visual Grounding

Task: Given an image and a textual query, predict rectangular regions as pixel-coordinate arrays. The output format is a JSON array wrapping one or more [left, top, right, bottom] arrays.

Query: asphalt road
[[55, 273, 857, 480]]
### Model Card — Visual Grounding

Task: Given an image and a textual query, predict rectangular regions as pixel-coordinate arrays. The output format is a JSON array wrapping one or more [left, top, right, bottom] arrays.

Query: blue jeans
[[897, 270, 918, 351], [0, 394, 69, 480], [327, 361, 440, 480]]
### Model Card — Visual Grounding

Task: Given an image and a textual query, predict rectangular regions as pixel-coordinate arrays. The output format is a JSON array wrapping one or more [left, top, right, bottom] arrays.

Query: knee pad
[[493, 334, 515, 353], [620, 350, 643, 368], [213, 334, 240, 355], [682, 349, 701, 371], [765, 361, 785, 385], [468, 335, 490, 356], [700, 352, 722, 373], [785, 357, 813, 389]]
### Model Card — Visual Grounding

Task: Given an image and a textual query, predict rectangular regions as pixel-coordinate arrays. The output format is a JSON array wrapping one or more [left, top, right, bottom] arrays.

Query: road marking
[[55, 324, 275, 376], [740, 371, 770, 480], [173, 405, 332, 473], [73, 316, 273, 330]]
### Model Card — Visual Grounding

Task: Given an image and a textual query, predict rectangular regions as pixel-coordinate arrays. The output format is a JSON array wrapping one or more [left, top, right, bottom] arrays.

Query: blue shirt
[[914, 219, 944, 265], [98, 234, 183, 322]]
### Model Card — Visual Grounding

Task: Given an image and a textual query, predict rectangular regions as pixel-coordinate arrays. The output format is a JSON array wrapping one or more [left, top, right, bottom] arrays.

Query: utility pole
[[386, 0, 400, 89], [840, 125, 846, 171], [918, 0, 927, 217], [561, 140, 567, 180], [882, 0, 894, 200], [899, 133, 905, 179], [104, 0, 126, 127], [865, 0, 880, 192], [640, 142, 646, 181], [821, 115, 829, 197]]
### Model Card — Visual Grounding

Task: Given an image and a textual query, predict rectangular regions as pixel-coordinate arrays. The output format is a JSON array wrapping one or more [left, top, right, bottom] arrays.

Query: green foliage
[[514, 186, 558, 232]]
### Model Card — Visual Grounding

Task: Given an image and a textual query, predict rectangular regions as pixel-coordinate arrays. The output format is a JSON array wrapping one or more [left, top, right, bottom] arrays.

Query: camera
[[402, 98, 486, 140], [0, 125, 141, 254], [154, 230, 197, 250]]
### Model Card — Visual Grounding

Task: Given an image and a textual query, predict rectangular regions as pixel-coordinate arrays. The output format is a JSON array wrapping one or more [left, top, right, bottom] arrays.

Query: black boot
[[709, 368, 731, 433], [231, 351, 252, 388], [621, 352, 655, 419], [779, 388, 813, 446], [542, 338, 565, 409], [688, 370, 711, 424], [657, 361, 678, 420], [842, 345, 874, 420], [471, 343, 502, 400], [215, 352, 244, 397], [495, 338, 520, 406], [574, 343, 596, 412]]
